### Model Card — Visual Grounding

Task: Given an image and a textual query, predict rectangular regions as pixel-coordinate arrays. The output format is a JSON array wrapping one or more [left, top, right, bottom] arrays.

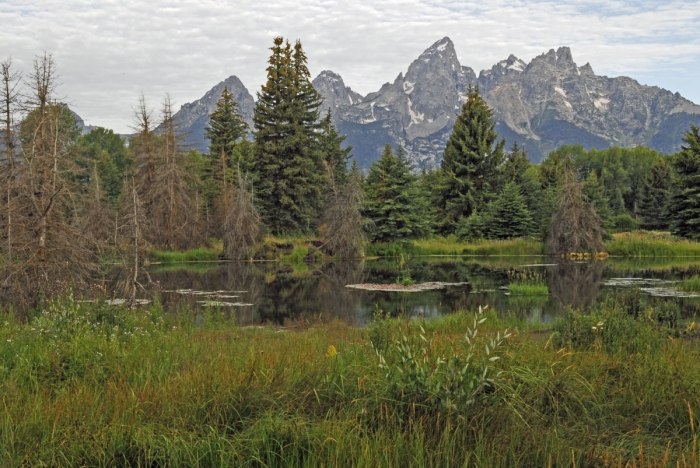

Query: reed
[[412, 237, 545, 256], [606, 232, 700, 258], [150, 247, 222, 262], [1, 294, 700, 466]]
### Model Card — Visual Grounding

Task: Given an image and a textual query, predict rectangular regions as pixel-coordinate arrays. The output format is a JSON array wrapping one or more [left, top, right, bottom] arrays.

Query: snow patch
[[407, 98, 425, 126], [594, 97, 610, 110], [507, 61, 525, 72], [498, 60, 508, 67], [403, 81, 415, 94], [361, 102, 377, 123], [576, 67, 581, 76], [437, 42, 448, 52], [555, 86, 567, 97], [564, 100, 573, 110]]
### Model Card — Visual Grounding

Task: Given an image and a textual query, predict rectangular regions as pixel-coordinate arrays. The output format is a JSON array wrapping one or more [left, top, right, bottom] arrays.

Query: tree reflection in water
[[548, 260, 604, 309]]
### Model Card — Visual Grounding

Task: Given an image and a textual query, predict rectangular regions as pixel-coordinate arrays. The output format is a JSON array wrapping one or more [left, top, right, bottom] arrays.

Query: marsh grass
[[1, 294, 700, 466], [150, 247, 222, 263], [681, 275, 700, 292], [508, 281, 549, 295], [412, 237, 545, 256], [607, 232, 700, 258]]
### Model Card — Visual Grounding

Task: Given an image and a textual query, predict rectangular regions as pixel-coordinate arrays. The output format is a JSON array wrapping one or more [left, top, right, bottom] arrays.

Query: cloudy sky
[[2, 0, 699, 133]]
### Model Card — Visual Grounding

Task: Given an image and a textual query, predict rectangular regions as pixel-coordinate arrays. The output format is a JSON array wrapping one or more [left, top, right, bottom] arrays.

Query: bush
[[455, 211, 487, 241], [377, 307, 511, 412], [611, 213, 640, 233]]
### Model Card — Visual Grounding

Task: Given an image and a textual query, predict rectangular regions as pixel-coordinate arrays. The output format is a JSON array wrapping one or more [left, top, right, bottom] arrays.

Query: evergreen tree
[[363, 145, 429, 243], [669, 125, 700, 239], [438, 86, 505, 232], [503, 141, 529, 185], [639, 158, 671, 231], [485, 182, 533, 239], [253, 37, 325, 234], [204, 86, 248, 161], [583, 170, 614, 232], [319, 109, 351, 186]]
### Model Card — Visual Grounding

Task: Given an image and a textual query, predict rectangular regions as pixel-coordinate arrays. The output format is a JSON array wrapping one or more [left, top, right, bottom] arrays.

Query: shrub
[[377, 307, 511, 413], [611, 213, 640, 233]]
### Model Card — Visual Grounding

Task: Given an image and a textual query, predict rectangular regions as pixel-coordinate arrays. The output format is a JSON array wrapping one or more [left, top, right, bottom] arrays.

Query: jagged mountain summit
[[171, 37, 700, 165], [173, 75, 255, 152]]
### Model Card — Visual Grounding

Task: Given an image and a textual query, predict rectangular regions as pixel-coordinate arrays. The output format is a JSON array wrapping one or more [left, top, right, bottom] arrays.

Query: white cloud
[[1, 0, 698, 132]]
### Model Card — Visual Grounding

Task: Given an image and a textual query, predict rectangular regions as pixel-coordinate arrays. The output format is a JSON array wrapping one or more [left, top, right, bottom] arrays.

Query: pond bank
[[1, 297, 699, 466]]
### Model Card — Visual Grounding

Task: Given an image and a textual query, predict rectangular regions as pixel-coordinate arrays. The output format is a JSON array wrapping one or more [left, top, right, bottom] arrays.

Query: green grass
[[2, 293, 700, 466], [150, 247, 222, 263], [680, 275, 700, 292], [412, 237, 545, 256], [606, 231, 700, 257], [507, 280, 549, 295]]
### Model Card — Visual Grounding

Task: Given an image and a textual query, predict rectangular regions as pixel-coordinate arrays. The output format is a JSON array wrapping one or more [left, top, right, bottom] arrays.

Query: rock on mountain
[[171, 75, 255, 153], [317, 38, 700, 166], [169, 37, 700, 166]]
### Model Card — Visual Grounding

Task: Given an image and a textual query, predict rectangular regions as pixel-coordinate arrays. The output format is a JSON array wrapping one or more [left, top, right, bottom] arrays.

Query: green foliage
[[377, 307, 511, 412], [455, 211, 486, 241], [253, 37, 325, 235], [438, 86, 505, 232], [582, 170, 613, 232], [553, 291, 682, 353], [508, 281, 548, 296], [318, 109, 351, 186], [204, 86, 248, 160], [363, 145, 429, 242], [611, 213, 640, 233], [151, 247, 221, 263], [639, 158, 672, 230], [669, 125, 700, 239], [606, 232, 700, 257], [77, 127, 129, 204], [485, 182, 534, 239]]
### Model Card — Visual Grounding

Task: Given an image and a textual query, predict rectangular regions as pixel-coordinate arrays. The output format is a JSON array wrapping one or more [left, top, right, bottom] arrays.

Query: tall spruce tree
[[204, 87, 248, 193], [319, 109, 351, 187], [583, 170, 614, 232], [438, 86, 504, 232], [669, 125, 700, 239], [639, 158, 671, 231], [253, 37, 325, 234], [363, 145, 429, 243], [486, 182, 533, 239]]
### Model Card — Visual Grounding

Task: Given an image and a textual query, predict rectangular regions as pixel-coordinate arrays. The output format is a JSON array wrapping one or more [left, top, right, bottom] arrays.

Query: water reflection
[[548, 260, 604, 309], [98, 256, 700, 326]]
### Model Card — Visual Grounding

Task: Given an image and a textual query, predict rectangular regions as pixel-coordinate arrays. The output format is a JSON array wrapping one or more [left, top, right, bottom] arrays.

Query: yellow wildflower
[[326, 345, 338, 358]]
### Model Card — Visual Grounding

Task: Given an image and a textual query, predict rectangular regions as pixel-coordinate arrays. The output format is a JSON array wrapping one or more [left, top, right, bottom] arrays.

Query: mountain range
[[170, 37, 700, 166]]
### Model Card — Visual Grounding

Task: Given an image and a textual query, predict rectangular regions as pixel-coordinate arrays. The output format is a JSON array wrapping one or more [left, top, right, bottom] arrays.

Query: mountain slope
[[169, 38, 700, 166]]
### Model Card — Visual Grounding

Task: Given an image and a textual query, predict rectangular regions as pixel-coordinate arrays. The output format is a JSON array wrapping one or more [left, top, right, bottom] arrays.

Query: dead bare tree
[[81, 161, 115, 250], [546, 170, 605, 255], [117, 177, 150, 307], [222, 170, 261, 259], [133, 95, 200, 249], [319, 163, 366, 258], [0, 57, 22, 262], [0, 54, 98, 303]]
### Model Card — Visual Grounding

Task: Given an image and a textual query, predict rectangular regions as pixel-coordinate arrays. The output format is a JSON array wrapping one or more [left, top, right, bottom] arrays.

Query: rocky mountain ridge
[[172, 37, 700, 166]]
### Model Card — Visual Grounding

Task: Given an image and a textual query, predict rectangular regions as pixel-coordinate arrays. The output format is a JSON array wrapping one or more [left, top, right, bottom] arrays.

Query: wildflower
[[597, 321, 604, 327], [326, 345, 338, 358], [592, 326, 597, 331]]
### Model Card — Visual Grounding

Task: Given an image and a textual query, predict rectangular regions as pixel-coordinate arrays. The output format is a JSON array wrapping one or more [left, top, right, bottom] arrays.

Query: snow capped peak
[[423, 37, 455, 57]]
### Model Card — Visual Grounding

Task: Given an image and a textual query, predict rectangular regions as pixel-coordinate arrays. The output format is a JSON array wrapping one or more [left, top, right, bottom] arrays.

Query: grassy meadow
[[1, 294, 700, 466]]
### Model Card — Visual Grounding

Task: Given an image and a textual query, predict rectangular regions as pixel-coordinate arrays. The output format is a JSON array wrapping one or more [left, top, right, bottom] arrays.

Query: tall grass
[[412, 237, 545, 256], [681, 275, 700, 292], [1, 294, 700, 466], [150, 247, 222, 262], [607, 231, 700, 258]]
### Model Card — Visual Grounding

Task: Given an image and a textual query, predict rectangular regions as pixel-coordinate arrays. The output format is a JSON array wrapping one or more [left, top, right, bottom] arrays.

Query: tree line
[[2, 41, 700, 301]]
